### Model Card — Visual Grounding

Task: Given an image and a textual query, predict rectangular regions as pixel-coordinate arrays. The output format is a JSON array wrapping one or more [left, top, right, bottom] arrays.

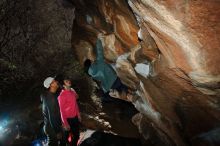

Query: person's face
[[50, 80, 59, 90], [64, 79, 72, 88]]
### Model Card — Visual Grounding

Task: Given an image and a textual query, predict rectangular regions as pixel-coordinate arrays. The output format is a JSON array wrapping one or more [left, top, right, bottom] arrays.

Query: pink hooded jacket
[[58, 89, 80, 127]]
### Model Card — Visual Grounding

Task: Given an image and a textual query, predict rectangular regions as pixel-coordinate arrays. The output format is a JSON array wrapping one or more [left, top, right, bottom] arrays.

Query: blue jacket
[[88, 39, 117, 93]]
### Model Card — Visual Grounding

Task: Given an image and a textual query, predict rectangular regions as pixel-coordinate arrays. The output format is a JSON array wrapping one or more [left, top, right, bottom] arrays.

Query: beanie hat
[[43, 77, 54, 88]]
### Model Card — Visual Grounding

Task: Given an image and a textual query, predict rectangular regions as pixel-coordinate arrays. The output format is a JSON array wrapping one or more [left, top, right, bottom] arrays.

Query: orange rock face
[[72, 0, 220, 145], [129, 0, 220, 85]]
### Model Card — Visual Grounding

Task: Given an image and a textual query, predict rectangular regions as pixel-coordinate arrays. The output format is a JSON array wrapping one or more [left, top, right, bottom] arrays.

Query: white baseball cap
[[43, 77, 54, 88]]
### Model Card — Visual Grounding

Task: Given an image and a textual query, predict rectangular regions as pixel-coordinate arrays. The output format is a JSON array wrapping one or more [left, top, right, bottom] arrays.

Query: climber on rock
[[83, 33, 129, 102]]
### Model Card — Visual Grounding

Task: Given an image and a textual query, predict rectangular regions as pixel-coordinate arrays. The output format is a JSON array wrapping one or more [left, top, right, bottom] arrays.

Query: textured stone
[[98, 0, 139, 48], [115, 54, 140, 90], [71, 0, 220, 145], [128, 0, 220, 89], [102, 34, 125, 62], [74, 40, 95, 65]]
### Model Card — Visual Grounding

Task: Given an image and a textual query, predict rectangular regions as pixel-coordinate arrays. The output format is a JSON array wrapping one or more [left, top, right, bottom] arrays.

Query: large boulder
[[71, 0, 220, 145]]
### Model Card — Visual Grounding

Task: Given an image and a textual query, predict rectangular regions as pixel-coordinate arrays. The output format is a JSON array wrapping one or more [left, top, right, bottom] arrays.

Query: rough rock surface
[[71, 0, 220, 145]]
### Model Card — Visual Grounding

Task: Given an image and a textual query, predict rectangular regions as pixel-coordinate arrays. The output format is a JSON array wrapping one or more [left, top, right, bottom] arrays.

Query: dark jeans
[[43, 125, 65, 146], [47, 133, 57, 146], [64, 117, 80, 146], [101, 78, 128, 102], [111, 77, 128, 93]]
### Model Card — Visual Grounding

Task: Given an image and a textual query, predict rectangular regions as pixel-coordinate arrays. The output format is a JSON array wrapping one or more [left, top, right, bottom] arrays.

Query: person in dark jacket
[[41, 77, 64, 146]]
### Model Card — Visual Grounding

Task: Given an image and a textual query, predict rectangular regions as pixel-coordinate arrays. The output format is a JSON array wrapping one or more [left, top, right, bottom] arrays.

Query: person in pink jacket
[[58, 77, 81, 146]]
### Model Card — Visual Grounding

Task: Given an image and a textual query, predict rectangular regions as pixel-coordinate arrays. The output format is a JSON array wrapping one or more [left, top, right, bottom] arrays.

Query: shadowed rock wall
[[71, 0, 220, 145]]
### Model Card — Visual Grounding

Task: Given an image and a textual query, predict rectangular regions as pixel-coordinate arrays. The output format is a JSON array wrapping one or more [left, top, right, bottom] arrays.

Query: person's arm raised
[[95, 39, 104, 62]]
